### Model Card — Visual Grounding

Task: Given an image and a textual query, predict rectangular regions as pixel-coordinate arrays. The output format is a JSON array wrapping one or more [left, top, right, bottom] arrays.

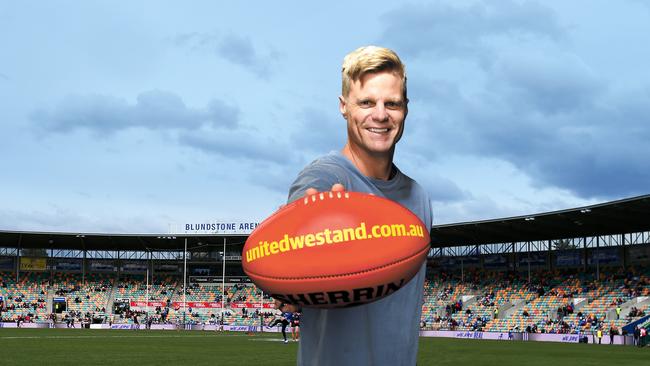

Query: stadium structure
[[1, 194, 649, 346]]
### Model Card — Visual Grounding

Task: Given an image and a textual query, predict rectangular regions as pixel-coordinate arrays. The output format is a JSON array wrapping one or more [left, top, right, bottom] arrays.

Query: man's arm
[[287, 164, 343, 203]]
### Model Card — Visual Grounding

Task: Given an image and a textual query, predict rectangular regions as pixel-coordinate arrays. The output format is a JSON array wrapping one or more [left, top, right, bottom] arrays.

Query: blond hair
[[341, 45, 407, 99]]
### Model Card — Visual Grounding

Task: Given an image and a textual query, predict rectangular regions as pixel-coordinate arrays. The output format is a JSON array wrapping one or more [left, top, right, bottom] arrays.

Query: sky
[[1, 0, 649, 234]]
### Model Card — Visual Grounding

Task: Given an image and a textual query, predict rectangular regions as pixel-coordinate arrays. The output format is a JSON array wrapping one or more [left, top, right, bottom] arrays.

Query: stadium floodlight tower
[[145, 255, 150, 321], [183, 237, 187, 328], [221, 237, 226, 327]]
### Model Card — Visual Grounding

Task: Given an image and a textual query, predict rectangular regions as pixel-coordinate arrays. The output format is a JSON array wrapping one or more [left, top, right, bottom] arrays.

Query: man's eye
[[358, 100, 374, 108], [386, 102, 403, 110]]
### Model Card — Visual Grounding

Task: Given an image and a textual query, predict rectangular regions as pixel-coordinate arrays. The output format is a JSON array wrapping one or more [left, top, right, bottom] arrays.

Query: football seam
[[255, 192, 351, 232], [245, 243, 430, 281], [303, 191, 349, 205]]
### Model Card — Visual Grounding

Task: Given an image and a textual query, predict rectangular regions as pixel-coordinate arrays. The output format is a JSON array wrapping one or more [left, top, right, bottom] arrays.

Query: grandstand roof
[[0, 231, 247, 251], [0, 194, 648, 251], [430, 194, 650, 247]]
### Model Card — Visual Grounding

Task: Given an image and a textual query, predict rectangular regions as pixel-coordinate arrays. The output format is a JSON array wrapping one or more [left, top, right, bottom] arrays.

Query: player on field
[[267, 304, 293, 344], [291, 311, 300, 342]]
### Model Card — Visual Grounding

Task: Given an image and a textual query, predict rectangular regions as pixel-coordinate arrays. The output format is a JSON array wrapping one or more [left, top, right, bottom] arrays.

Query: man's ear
[[404, 98, 409, 118], [339, 95, 347, 117]]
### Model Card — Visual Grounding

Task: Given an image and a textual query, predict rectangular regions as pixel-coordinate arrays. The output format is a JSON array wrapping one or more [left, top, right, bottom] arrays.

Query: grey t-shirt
[[288, 151, 432, 366]]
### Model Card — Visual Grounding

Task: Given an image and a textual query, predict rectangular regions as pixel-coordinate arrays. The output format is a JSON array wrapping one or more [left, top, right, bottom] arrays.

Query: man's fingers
[[304, 184, 345, 198], [331, 183, 345, 192]]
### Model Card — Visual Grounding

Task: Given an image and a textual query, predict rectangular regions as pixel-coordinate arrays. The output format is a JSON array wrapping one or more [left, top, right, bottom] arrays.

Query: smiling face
[[339, 70, 408, 160]]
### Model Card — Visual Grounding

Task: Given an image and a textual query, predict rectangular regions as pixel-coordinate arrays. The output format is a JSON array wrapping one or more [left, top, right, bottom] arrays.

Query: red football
[[242, 190, 430, 308]]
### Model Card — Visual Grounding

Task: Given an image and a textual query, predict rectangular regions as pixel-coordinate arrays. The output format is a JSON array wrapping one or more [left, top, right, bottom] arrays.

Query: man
[[285, 46, 432, 365], [291, 311, 300, 342], [596, 328, 602, 344], [267, 306, 293, 344], [609, 325, 616, 344], [640, 326, 647, 347], [146, 314, 153, 330]]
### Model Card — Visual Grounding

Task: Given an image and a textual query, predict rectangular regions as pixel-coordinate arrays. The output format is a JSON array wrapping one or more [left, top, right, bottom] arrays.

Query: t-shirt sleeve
[[287, 164, 341, 204]]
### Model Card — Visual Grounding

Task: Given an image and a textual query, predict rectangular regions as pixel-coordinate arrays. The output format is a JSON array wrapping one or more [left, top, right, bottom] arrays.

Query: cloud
[[417, 73, 650, 199], [172, 31, 280, 79], [450, 60, 648, 199], [0, 206, 165, 234], [244, 163, 298, 195], [380, 0, 564, 63], [377, 0, 650, 200], [30, 90, 239, 134], [396, 151, 468, 204], [178, 128, 294, 165], [489, 47, 603, 115], [29, 89, 300, 171], [418, 173, 468, 203], [431, 194, 528, 225], [0, 72, 8, 81], [217, 33, 280, 79], [290, 107, 347, 153], [521, 92, 650, 198]]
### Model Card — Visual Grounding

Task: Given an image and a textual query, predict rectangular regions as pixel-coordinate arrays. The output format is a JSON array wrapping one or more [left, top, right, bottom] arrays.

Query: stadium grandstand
[[1, 194, 649, 346]]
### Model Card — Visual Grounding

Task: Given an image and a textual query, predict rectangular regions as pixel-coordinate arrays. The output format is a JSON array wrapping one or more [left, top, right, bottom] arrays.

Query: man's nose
[[372, 103, 389, 122]]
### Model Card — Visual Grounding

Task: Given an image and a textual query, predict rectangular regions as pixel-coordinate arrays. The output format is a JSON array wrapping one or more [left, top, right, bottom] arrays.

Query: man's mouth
[[367, 128, 390, 134]]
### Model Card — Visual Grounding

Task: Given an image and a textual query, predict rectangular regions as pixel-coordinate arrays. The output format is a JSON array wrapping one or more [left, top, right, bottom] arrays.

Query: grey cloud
[[421, 80, 650, 199], [532, 148, 650, 198], [245, 164, 298, 195], [470, 59, 648, 198], [417, 173, 468, 203], [289, 108, 347, 153], [31, 88, 295, 168], [173, 31, 280, 79], [489, 51, 602, 115], [0, 206, 163, 234], [378, 1, 648, 200], [380, 0, 564, 62], [523, 95, 650, 197], [30, 90, 239, 134], [216, 33, 279, 79], [178, 129, 294, 165], [204, 99, 239, 129], [0, 207, 83, 231], [397, 151, 468, 203], [432, 194, 532, 224], [171, 32, 201, 47], [31, 94, 131, 134], [402, 78, 465, 159]]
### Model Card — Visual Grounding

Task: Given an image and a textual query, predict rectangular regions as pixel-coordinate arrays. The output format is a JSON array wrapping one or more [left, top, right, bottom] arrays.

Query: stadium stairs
[[609, 296, 650, 320]]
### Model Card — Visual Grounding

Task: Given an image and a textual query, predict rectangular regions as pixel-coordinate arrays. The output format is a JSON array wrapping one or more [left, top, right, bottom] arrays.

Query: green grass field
[[0, 328, 646, 365]]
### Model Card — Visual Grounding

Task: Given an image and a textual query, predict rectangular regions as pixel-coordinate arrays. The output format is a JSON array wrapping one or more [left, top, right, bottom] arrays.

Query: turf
[[0, 328, 646, 365]]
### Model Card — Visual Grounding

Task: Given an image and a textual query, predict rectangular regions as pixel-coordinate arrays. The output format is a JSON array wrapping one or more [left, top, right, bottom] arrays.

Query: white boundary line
[[0, 334, 245, 340]]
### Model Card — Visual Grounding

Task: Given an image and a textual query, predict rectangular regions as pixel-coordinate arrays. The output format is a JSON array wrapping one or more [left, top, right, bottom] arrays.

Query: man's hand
[[305, 183, 345, 197], [272, 184, 345, 313], [279, 184, 345, 211]]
